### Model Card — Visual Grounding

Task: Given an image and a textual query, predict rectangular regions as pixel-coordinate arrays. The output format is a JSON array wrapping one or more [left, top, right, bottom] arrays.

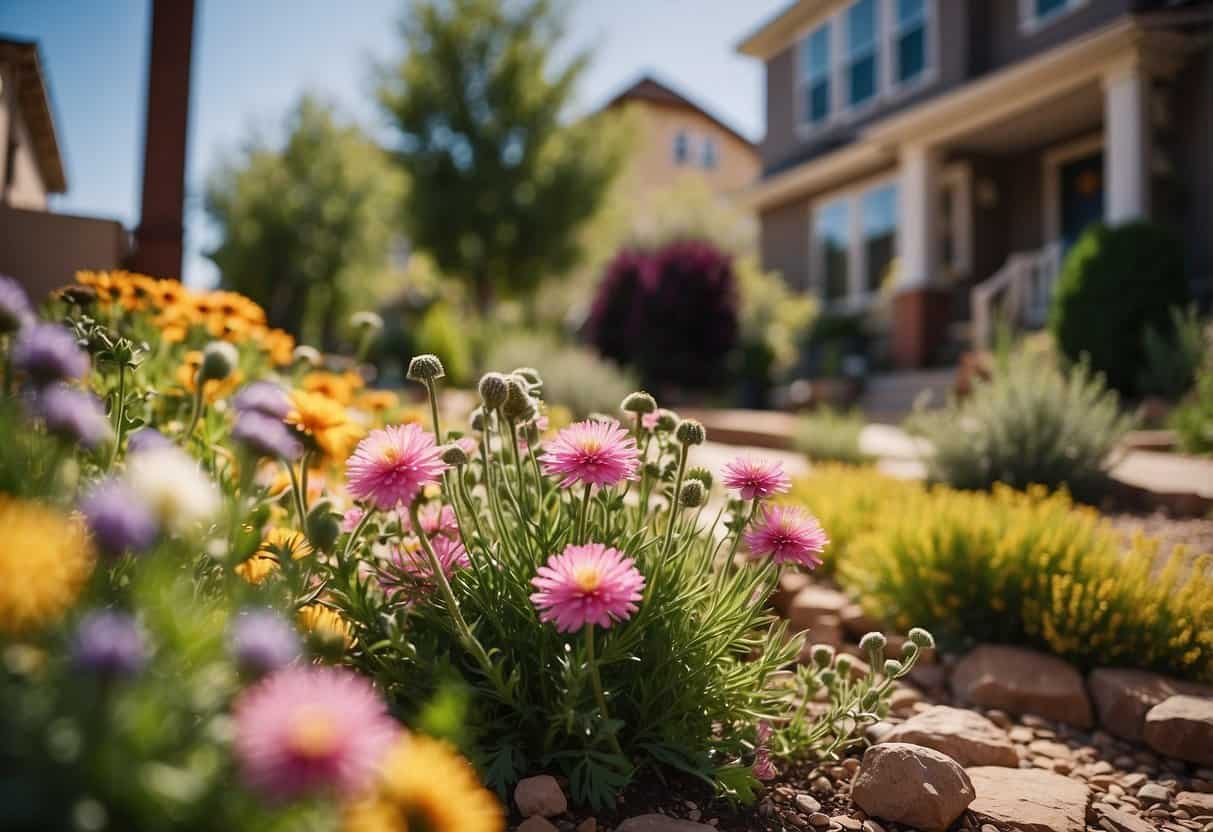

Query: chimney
[[131, 0, 196, 280]]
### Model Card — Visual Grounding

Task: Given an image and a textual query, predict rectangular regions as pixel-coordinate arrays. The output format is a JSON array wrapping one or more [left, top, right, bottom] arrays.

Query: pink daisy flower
[[340, 506, 365, 534], [722, 457, 791, 501], [232, 665, 398, 801], [743, 505, 829, 569], [540, 419, 640, 489], [381, 535, 470, 599], [346, 423, 447, 510], [530, 542, 645, 633]]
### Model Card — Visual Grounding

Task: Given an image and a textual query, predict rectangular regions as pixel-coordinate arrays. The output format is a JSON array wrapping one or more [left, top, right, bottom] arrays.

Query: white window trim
[[1042, 132, 1104, 246], [940, 162, 973, 279], [672, 129, 690, 165], [1018, 0, 1089, 35], [794, 0, 937, 138]]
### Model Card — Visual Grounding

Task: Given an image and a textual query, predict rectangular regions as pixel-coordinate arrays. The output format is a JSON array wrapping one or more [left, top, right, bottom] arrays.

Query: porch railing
[[970, 242, 1063, 349]]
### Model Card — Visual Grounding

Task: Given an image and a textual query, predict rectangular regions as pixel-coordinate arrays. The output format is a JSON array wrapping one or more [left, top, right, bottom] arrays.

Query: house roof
[[598, 74, 756, 150], [737, 0, 831, 60], [0, 37, 67, 194]]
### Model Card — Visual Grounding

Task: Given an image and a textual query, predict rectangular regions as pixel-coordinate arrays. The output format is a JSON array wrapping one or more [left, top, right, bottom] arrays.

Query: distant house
[[597, 75, 760, 203], [0, 37, 127, 299], [738, 0, 1213, 368]]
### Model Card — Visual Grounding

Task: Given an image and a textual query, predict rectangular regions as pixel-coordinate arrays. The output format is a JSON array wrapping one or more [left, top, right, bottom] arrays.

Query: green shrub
[[1049, 222, 1188, 395], [794, 409, 871, 465], [837, 483, 1213, 680], [484, 332, 638, 417], [908, 347, 1134, 501], [413, 301, 474, 385], [1171, 364, 1213, 455], [1138, 305, 1208, 400]]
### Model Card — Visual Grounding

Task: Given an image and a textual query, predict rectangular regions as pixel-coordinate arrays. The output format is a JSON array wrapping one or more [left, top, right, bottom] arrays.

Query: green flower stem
[[339, 505, 376, 569], [585, 624, 625, 757], [424, 378, 443, 442], [659, 444, 689, 561], [725, 497, 761, 566], [182, 375, 205, 441], [576, 482, 592, 543], [282, 457, 308, 527], [107, 363, 127, 470], [299, 450, 312, 513]]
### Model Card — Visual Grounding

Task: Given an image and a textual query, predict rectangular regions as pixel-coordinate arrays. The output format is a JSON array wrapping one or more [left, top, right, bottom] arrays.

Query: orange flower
[[355, 390, 400, 415], [235, 527, 314, 584], [302, 372, 357, 405], [286, 390, 363, 459], [260, 328, 296, 366]]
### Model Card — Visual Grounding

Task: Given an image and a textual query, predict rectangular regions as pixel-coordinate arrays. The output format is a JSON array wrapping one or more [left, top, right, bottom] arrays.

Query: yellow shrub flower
[[356, 390, 400, 415], [176, 350, 243, 403], [303, 372, 359, 405], [287, 390, 363, 459], [0, 497, 94, 634], [298, 603, 353, 649], [235, 528, 315, 584], [343, 736, 504, 832]]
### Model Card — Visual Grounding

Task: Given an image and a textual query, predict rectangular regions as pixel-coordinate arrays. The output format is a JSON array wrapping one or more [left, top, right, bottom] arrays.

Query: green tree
[[204, 95, 404, 346], [377, 0, 624, 316]]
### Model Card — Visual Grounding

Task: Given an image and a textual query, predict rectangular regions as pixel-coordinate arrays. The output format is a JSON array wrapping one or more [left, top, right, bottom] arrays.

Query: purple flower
[[0, 274, 33, 333], [12, 323, 88, 386], [72, 610, 148, 678], [126, 427, 173, 455], [79, 479, 159, 558], [232, 381, 292, 419], [36, 384, 112, 448], [229, 609, 301, 677], [232, 410, 302, 460]]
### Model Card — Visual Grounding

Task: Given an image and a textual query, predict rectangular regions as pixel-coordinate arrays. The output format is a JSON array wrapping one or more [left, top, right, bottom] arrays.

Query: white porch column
[[1103, 61, 1152, 224], [896, 144, 940, 290]]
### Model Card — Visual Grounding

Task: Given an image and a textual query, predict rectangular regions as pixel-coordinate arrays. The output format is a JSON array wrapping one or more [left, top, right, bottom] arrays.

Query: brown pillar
[[131, 0, 196, 280], [891, 287, 950, 369]]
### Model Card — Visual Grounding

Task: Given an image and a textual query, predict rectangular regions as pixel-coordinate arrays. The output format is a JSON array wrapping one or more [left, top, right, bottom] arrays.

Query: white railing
[[971, 242, 1063, 349]]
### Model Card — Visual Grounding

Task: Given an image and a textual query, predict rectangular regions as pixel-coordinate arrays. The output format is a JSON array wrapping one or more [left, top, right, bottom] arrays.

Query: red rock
[[615, 815, 717, 831], [771, 571, 812, 614], [882, 706, 1019, 767], [1088, 668, 1213, 742], [1175, 791, 1213, 814], [1094, 805, 1157, 832], [951, 646, 1093, 728], [851, 743, 975, 831], [518, 818, 558, 832], [514, 775, 567, 818], [787, 586, 849, 634], [1143, 695, 1213, 766], [966, 766, 1090, 832]]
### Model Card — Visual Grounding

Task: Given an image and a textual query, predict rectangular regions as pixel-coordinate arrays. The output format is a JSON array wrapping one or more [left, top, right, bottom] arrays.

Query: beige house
[[598, 76, 760, 204], [0, 38, 127, 299], [739, 0, 1213, 368]]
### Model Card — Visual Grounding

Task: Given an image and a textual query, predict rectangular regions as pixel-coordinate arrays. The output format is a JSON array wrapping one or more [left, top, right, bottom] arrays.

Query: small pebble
[[809, 812, 831, 827], [796, 795, 821, 814]]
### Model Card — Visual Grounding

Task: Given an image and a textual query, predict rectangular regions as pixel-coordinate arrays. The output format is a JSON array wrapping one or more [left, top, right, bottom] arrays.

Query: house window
[[846, 0, 880, 108], [861, 184, 898, 293], [1020, 0, 1086, 32], [798, 23, 832, 126], [702, 136, 718, 170], [814, 199, 851, 302], [673, 130, 690, 164], [893, 0, 928, 86]]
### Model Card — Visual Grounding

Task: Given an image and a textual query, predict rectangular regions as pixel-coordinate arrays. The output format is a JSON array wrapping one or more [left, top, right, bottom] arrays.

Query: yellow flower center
[[285, 705, 340, 759], [572, 566, 601, 593]]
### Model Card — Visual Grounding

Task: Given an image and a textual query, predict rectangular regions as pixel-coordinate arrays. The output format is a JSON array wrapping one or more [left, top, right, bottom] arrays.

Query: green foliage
[[736, 256, 817, 381], [483, 332, 637, 417], [908, 346, 1134, 501], [1138, 305, 1208, 400], [377, 0, 625, 312], [413, 302, 474, 386], [794, 409, 871, 465], [1171, 363, 1213, 455], [205, 95, 404, 346], [834, 482, 1213, 680], [1049, 222, 1188, 395]]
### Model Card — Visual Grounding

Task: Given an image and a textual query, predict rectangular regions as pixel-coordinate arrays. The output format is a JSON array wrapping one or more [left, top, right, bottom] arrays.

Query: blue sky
[[0, 0, 784, 286]]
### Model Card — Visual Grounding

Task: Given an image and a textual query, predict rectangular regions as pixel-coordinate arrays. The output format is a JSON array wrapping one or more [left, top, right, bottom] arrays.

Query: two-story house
[[739, 0, 1213, 367]]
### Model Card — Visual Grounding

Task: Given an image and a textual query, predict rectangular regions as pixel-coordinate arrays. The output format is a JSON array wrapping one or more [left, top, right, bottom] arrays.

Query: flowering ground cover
[[0, 271, 933, 830]]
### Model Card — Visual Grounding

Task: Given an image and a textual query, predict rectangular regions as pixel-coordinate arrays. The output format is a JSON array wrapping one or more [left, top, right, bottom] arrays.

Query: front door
[[1059, 152, 1104, 251]]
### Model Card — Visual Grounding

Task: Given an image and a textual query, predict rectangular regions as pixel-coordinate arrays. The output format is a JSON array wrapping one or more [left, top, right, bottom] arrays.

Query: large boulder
[[881, 705, 1019, 767], [850, 743, 975, 832], [1142, 695, 1213, 765], [786, 585, 849, 634], [1087, 668, 1212, 741], [966, 766, 1090, 832], [951, 645, 1092, 727]]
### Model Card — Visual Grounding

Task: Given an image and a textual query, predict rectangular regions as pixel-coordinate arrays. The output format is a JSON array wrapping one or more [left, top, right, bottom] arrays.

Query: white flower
[[125, 447, 221, 534]]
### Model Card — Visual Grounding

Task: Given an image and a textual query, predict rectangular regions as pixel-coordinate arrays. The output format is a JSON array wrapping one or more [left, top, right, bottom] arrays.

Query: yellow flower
[[0, 498, 95, 634], [176, 350, 243, 402], [297, 603, 353, 648], [356, 390, 401, 415], [287, 390, 363, 459], [303, 372, 358, 406], [259, 328, 296, 367], [343, 736, 504, 832], [235, 528, 314, 584]]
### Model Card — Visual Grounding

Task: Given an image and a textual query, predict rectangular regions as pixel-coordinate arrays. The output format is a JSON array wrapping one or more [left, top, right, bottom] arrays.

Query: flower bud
[[835, 654, 852, 675], [908, 627, 935, 649], [883, 659, 903, 677], [501, 378, 535, 422], [653, 409, 679, 432], [292, 345, 322, 368], [901, 642, 919, 662], [441, 444, 469, 467], [511, 367, 542, 388], [478, 372, 509, 408], [810, 644, 834, 668], [621, 391, 657, 414], [305, 500, 341, 553], [818, 668, 837, 686], [470, 407, 487, 431], [349, 311, 383, 334], [407, 354, 445, 382], [675, 419, 706, 446], [860, 688, 881, 711], [199, 341, 238, 383], [685, 466, 714, 492], [858, 632, 887, 654], [678, 480, 706, 508]]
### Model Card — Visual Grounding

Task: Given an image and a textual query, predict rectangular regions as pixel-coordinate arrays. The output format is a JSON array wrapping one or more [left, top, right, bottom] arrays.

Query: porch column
[[892, 145, 948, 368], [1102, 61, 1151, 224]]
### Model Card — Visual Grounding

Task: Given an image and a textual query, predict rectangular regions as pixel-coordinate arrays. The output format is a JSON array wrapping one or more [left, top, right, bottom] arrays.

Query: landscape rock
[[771, 571, 812, 614], [1088, 668, 1213, 741], [514, 775, 567, 818], [839, 603, 883, 640], [614, 815, 716, 832], [850, 742, 975, 831], [1176, 791, 1213, 815], [951, 645, 1093, 727], [966, 766, 1090, 832], [1143, 695, 1213, 765], [517, 817, 558, 832], [787, 586, 849, 634], [881, 705, 1019, 767], [1094, 805, 1157, 832]]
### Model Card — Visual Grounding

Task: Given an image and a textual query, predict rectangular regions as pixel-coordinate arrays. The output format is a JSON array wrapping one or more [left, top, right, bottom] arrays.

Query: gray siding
[[973, 0, 1135, 74], [1174, 44, 1213, 289], [759, 199, 812, 293]]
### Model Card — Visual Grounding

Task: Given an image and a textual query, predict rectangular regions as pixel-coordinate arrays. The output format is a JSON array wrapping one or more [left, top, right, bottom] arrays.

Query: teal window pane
[[808, 80, 830, 123], [862, 185, 898, 293], [849, 54, 877, 106], [815, 200, 850, 301], [808, 25, 830, 77], [1036, 0, 1068, 16], [898, 0, 924, 25], [897, 27, 925, 82], [847, 0, 878, 54]]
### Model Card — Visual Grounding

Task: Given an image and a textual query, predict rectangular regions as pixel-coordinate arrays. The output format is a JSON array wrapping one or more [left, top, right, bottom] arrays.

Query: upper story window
[[893, 0, 928, 86], [673, 130, 690, 165], [1019, 0, 1088, 33], [846, 0, 880, 108], [701, 136, 719, 170], [798, 23, 832, 126]]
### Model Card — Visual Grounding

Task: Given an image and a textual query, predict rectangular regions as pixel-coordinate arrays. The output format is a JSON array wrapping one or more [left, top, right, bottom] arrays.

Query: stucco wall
[[0, 64, 49, 211], [622, 101, 759, 199], [759, 199, 812, 292]]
